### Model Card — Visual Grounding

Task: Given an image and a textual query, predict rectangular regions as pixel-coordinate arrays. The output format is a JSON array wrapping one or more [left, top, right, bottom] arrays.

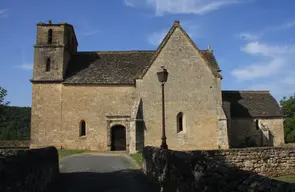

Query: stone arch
[[110, 124, 127, 151]]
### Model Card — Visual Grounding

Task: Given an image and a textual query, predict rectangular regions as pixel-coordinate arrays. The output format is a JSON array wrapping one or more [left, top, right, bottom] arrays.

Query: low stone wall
[[0, 146, 59, 192], [143, 146, 295, 192], [0, 140, 30, 148]]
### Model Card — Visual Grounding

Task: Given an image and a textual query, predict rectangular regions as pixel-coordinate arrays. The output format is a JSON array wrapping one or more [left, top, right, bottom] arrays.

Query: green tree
[[280, 94, 295, 143], [0, 87, 9, 106]]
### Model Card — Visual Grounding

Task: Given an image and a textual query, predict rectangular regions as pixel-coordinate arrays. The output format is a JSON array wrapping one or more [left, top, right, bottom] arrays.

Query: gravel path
[[47, 152, 160, 192]]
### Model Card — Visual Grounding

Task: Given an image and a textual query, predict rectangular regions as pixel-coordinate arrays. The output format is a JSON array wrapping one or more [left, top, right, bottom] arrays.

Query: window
[[255, 119, 259, 130], [177, 112, 183, 133], [48, 29, 53, 44], [80, 120, 86, 136], [45, 58, 51, 72]]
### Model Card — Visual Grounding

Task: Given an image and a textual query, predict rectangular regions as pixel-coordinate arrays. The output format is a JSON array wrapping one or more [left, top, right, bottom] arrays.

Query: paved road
[[47, 152, 160, 192]]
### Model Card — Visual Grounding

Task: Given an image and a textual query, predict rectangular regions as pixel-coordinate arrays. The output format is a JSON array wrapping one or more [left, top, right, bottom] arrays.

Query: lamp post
[[157, 66, 169, 149]]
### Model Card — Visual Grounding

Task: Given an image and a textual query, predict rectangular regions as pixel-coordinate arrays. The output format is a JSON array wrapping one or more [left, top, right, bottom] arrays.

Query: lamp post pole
[[157, 66, 169, 150], [160, 82, 168, 149]]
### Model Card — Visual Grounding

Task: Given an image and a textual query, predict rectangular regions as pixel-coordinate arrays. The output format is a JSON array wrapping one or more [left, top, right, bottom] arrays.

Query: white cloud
[[241, 42, 295, 57], [125, 0, 246, 15], [15, 64, 33, 70], [124, 0, 135, 7], [231, 57, 285, 81], [239, 20, 295, 41], [239, 33, 258, 41], [0, 9, 8, 18], [231, 41, 295, 99]]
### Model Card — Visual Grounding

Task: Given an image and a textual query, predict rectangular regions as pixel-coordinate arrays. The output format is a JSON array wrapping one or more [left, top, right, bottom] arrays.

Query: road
[[47, 152, 160, 192]]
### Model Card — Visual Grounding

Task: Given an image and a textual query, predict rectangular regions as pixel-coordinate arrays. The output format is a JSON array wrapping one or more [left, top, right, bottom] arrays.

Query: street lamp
[[157, 66, 169, 149]]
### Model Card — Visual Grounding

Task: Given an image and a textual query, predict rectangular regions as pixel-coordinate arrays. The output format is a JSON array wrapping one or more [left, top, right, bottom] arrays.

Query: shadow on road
[[46, 169, 160, 192]]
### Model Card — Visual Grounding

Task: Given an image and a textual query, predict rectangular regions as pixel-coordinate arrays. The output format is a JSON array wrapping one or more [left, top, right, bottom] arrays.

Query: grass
[[129, 152, 143, 167], [58, 149, 87, 160], [273, 175, 295, 183]]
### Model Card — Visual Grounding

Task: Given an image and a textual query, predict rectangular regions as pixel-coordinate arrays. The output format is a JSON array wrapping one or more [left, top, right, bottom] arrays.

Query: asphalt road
[[47, 152, 160, 192]]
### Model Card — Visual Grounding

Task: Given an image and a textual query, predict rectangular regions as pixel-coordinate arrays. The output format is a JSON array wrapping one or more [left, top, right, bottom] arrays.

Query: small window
[[80, 120, 86, 136], [45, 58, 51, 72], [255, 119, 259, 130], [177, 112, 183, 133], [48, 29, 53, 44]]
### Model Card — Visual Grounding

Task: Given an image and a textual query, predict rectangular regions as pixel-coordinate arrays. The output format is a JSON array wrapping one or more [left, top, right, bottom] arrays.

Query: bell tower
[[31, 20, 78, 82]]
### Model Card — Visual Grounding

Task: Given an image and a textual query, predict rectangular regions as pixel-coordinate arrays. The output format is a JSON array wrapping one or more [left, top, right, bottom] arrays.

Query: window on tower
[[48, 29, 53, 44], [45, 58, 51, 72]]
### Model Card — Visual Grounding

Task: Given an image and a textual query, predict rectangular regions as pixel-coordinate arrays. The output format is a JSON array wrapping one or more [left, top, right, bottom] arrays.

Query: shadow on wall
[[136, 99, 146, 152], [143, 147, 295, 192]]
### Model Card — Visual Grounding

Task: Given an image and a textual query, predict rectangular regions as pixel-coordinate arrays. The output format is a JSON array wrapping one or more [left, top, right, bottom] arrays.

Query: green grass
[[58, 149, 87, 160], [273, 175, 295, 183], [130, 152, 143, 167]]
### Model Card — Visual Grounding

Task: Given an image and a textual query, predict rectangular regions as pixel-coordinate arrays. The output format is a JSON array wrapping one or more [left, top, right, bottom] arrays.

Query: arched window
[[48, 29, 53, 44], [45, 58, 51, 72], [80, 120, 86, 136], [177, 112, 183, 133]]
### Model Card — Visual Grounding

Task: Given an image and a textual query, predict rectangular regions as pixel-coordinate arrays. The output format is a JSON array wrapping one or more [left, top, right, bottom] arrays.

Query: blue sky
[[0, 0, 295, 107]]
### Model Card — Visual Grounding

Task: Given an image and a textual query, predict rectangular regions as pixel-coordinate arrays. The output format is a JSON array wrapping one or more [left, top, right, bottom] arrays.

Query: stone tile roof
[[63, 51, 155, 85], [63, 49, 221, 85], [222, 91, 283, 118]]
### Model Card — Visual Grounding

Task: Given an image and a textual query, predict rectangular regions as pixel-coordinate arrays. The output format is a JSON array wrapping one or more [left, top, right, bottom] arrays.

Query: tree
[[0, 87, 9, 106], [280, 94, 295, 143]]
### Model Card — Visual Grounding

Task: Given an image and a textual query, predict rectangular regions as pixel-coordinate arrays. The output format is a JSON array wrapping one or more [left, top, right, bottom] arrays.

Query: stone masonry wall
[[137, 26, 220, 150], [0, 140, 30, 148], [0, 146, 59, 192], [230, 118, 284, 148], [142, 146, 295, 192]]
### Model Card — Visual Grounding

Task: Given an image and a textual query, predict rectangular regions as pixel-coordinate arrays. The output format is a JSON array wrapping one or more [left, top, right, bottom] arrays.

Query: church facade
[[30, 20, 285, 153]]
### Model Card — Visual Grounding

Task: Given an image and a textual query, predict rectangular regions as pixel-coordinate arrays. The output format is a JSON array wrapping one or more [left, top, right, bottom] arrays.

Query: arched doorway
[[111, 125, 126, 151]]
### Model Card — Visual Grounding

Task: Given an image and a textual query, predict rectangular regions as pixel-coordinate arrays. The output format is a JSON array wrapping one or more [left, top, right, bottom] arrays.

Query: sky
[[0, 0, 295, 107]]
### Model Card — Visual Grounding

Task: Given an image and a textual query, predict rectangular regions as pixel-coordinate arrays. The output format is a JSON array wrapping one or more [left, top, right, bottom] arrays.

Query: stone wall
[[0, 146, 59, 192], [0, 140, 30, 148], [142, 146, 295, 192], [229, 118, 284, 148], [137, 25, 221, 150]]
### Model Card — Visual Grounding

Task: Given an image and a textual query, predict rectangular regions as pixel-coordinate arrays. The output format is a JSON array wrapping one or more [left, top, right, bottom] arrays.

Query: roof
[[63, 21, 221, 85], [222, 91, 283, 118], [139, 20, 222, 79], [63, 51, 155, 85]]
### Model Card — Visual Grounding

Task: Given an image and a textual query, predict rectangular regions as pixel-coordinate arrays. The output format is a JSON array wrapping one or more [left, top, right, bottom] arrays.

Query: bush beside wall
[[0, 146, 59, 192], [142, 146, 295, 192]]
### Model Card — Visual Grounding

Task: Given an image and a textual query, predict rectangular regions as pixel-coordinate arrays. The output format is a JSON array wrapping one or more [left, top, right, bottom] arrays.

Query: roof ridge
[[222, 90, 270, 93], [75, 50, 156, 54]]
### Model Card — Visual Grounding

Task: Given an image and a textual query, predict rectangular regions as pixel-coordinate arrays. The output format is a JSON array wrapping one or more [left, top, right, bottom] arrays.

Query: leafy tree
[[0, 87, 10, 106], [280, 94, 295, 143]]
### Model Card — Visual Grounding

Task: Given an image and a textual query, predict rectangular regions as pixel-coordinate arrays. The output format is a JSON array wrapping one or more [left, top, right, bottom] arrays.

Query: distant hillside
[[0, 106, 31, 140]]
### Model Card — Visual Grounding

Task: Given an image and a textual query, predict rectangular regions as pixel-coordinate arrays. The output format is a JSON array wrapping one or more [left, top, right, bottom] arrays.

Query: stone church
[[30, 20, 285, 153]]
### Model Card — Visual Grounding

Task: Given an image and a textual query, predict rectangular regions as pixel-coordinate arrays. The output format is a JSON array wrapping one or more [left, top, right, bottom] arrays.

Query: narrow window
[[45, 58, 51, 72], [80, 120, 86, 136], [255, 119, 259, 130], [177, 112, 183, 133], [48, 29, 53, 44]]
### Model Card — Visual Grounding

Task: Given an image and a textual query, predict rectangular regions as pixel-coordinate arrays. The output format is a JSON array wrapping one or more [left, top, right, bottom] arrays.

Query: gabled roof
[[222, 91, 283, 118], [138, 20, 222, 79], [58, 20, 222, 85], [63, 51, 155, 85]]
